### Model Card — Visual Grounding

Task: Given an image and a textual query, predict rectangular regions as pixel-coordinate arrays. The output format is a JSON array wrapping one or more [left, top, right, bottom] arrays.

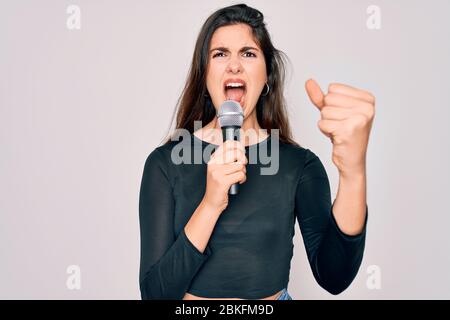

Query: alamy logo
[[366, 5, 381, 30], [366, 264, 381, 290], [170, 121, 280, 175], [66, 265, 81, 290], [66, 5, 81, 30]]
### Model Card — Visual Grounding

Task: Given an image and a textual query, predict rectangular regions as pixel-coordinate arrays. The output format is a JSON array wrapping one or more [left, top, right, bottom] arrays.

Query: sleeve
[[294, 149, 368, 295], [138, 148, 212, 300]]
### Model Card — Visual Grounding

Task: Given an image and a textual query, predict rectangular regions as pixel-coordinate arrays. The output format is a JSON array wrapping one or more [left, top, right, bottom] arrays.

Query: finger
[[328, 83, 375, 104], [223, 140, 245, 152], [222, 148, 247, 164], [324, 93, 374, 111], [321, 106, 354, 121], [305, 78, 325, 110], [213, 140, 244, 155], [317, 119, 341, 137], [222, 162, 246, 175], [226, 171, 247, 185], [210, 141, 245, 162], [211, 148, 247, 164]]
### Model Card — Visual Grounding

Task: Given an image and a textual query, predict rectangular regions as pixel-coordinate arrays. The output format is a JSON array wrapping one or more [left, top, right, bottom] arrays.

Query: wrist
[[200, 197, 225, 216], [339, 170, 366, 181], [338, 164, 366, 180]]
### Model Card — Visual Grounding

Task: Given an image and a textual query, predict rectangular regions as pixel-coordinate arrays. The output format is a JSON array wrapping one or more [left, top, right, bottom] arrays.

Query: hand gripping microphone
[[217, 100, 244, 195]]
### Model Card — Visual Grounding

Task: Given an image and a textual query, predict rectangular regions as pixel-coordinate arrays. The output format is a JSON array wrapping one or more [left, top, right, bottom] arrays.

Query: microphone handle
[[222, 126, 241, 195]]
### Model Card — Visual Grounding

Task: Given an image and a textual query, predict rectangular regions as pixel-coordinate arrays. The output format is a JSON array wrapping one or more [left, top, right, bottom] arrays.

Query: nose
[[226, 56, 242, 74]]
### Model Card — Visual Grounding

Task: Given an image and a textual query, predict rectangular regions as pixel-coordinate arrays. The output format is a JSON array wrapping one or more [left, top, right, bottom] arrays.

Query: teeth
[[225, 82, 244, 88]]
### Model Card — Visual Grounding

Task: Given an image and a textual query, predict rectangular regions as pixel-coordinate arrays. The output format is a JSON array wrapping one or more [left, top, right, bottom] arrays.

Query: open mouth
[[224, 80, 246, 106]]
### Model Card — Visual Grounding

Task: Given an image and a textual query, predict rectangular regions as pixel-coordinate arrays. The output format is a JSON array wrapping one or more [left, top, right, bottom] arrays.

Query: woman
[[139, 4, 375, 300]]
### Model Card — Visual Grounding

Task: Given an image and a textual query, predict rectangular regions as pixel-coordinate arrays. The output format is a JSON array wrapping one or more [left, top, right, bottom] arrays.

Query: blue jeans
[[277, 288, 293, 300]]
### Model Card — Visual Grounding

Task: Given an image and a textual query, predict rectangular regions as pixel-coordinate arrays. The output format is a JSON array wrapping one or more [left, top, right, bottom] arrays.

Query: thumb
[[305, 79, 325, 110]]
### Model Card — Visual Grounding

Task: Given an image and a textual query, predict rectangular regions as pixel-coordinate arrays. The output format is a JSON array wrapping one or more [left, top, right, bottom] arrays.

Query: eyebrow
[[209, 46, 260, 54]]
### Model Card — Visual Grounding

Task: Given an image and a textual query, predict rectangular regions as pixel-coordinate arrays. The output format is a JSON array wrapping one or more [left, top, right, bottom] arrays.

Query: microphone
[[217, 100, 244, 195]]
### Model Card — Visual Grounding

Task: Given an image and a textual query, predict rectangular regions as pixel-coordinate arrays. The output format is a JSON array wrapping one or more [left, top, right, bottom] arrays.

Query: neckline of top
[[191, 132, 271, 149]]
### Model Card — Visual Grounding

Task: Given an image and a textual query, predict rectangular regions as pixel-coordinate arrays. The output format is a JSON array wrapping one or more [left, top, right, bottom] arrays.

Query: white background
[[1, 0, 449, 299]]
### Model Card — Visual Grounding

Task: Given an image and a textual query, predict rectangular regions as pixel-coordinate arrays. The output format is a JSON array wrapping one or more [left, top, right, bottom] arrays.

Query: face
[[206, 23, 267, 119]]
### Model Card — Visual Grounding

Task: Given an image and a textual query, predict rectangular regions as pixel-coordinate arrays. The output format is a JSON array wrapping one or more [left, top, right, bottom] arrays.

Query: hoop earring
[[261, 82, 270, 96]]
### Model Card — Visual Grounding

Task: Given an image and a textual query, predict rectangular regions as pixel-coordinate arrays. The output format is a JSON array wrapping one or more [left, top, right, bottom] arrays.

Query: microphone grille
[[217, 100, 244, 128]]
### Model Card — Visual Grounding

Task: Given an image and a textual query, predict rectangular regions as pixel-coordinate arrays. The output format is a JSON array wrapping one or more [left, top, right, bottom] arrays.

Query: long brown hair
[[163, 3, 299, 146]]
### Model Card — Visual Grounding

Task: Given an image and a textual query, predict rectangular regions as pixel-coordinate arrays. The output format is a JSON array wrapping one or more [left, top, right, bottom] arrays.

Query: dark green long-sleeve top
[[138, 132, 368, 299]]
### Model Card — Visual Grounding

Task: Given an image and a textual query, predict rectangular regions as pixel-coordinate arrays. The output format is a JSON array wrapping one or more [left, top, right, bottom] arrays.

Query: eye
[[212, 52, 225, 58], [244, 51, 256, 57]]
